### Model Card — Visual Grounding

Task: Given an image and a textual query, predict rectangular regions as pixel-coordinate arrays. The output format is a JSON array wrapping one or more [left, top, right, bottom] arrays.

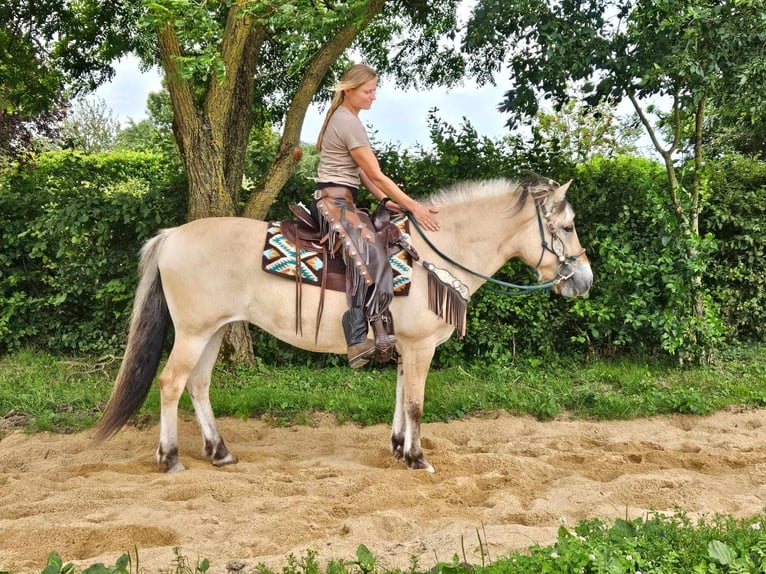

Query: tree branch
[[206, 0, 260, 128], [244, 0, 387, 219], [158, 22, 201, 160], [626, 87, 681, 211]]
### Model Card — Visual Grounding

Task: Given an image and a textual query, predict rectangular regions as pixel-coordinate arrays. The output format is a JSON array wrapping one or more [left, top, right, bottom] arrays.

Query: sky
[[94, 55, 517, 149]]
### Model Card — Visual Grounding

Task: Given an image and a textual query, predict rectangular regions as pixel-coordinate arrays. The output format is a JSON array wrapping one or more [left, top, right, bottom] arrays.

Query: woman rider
[[311, 64, 440, 368]]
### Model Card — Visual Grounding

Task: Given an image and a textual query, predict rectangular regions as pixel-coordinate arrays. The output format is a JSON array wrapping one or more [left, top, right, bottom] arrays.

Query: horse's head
[[519, 178, 593, 297]]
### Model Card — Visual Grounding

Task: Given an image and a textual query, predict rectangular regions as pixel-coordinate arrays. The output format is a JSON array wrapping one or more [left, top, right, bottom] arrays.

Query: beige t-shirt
[[317, 105, 370, 188]]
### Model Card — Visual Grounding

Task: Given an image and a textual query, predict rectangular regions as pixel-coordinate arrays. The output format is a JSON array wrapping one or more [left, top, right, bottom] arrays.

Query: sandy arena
[[3, 409, 766, 573]]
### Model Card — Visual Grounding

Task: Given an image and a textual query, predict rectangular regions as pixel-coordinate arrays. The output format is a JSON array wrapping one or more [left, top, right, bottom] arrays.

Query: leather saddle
[[264, 202, 418, 340], [278, 202, 418, 291]]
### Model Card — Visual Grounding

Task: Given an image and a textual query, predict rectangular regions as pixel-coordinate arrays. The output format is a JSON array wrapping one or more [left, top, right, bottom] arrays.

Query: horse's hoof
[[405, 453, 435, 473], [390, 435, 405, 460], [205, 439, 236, 467], [212, 453, 237, 467], [165, 461, 186, 473], [157, 446, 184, 473]]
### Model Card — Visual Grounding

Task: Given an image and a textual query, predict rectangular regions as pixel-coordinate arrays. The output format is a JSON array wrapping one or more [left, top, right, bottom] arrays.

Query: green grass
[[24, 512, 766, 574], [3, 345, 766, 436]]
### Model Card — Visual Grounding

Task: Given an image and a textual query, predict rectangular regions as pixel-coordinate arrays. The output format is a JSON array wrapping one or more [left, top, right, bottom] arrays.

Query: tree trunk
[[629, 87, 709, 358], [159, 20, 255, 365], [691, 97, 706, 323]]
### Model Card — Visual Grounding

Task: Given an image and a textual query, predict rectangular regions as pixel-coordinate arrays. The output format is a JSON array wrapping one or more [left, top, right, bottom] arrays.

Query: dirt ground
[[3, 408, 766, 573]]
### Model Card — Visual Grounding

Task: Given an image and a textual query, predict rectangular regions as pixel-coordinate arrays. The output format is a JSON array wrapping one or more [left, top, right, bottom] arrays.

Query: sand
[[2, 408, 766, 573]]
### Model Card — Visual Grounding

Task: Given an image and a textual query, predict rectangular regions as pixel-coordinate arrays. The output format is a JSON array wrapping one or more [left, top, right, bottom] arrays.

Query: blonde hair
[[316, 64, 378, 151]]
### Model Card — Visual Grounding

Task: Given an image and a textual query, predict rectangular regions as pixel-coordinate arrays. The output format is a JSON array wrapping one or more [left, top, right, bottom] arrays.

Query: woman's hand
[[408, 202, 440, 232]]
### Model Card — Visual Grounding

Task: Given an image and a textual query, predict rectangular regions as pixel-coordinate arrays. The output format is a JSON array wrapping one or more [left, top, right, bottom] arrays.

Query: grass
[[3, 345, 766, 436], [22, 512, 766, 573], [5, 346, 766, 573]]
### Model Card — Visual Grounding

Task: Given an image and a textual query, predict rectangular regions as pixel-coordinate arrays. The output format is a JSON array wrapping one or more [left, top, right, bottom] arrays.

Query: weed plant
[[14, 513, 766, 574]]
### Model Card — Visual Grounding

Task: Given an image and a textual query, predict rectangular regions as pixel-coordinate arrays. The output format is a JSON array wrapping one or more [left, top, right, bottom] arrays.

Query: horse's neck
[[429, 196, 533, 291]]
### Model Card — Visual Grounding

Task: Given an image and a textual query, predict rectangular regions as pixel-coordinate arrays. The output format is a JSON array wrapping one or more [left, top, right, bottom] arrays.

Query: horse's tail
[[95, 229, 172, 440]]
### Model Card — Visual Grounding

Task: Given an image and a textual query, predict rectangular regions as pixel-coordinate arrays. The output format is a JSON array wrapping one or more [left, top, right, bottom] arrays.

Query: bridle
[[532, 195, 587, 283], [405, 194, 586, 296]]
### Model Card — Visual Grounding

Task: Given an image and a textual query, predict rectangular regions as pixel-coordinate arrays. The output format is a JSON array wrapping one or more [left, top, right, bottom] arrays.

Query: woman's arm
[[351, 146, 440, 232], [359, 170, 388, 202]]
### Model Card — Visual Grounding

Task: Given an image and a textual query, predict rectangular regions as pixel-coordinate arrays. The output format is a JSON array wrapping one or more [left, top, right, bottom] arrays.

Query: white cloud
[[95, 55, 514, 147], [93, 55, 163, 126]]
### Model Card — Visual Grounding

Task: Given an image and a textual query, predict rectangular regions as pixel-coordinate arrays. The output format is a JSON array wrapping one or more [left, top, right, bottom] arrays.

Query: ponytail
[[316, 64, 378, 151]]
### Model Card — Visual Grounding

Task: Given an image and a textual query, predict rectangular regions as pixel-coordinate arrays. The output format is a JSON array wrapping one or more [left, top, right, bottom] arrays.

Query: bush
[[0, 150, 185, 354], [2, 141, 763, 363], [702, 154, 766, 342]]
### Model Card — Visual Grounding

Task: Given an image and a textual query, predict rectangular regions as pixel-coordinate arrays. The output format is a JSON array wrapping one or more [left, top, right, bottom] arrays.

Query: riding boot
[[342, 307, 375, 368], [371, 317, 396, 363]]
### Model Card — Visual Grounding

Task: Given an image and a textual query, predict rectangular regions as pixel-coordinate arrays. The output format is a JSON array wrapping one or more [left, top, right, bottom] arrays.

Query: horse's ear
[[553, 180, 572, 202]]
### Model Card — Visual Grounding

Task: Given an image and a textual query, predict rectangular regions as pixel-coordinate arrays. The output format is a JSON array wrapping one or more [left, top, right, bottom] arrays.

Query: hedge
[[1, 147, 764, 362]]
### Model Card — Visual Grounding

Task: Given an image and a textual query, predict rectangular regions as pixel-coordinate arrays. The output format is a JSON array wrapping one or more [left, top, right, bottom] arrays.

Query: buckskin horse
[[96, 177, 593, 473]]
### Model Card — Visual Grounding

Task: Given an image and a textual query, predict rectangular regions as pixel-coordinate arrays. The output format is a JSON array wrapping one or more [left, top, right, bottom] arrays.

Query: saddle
[[262, 202, 419, 339]]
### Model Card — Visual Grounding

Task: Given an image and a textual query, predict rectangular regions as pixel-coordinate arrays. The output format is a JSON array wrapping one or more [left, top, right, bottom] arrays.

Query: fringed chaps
[[315, 187, 394, 322]]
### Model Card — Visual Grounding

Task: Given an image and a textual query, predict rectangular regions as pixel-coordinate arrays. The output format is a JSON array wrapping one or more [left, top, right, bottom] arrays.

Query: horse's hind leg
[[156, 335, 209, 472], [186, 326, 236, 467]]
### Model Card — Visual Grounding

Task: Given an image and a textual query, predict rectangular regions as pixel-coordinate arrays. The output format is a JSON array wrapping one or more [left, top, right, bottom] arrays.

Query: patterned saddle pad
[[261, 215, 413, 296]]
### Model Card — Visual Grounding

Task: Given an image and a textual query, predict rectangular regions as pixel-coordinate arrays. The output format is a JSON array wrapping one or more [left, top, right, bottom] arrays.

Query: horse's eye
[[562, 225, 574, 233]]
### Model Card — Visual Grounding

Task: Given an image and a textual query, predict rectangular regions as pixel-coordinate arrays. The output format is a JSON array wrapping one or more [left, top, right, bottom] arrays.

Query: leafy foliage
[[702, 155, 766, 341], [494, 513, 766, 574], [0, 150, 185, 354], [463, 0, 766, 137], [1, 127, 764, 361], [0, 0, 140, 159], [571, 155, 724, 357], [54, 97, 121, 154], [531, 99, 642, 163]]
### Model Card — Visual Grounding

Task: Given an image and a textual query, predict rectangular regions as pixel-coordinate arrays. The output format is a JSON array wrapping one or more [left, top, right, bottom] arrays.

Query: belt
[[314, 186, 354, 203]]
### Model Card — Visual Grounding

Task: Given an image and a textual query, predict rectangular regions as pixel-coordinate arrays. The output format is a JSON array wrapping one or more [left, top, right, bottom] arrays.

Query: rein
[[405, 198, 583, 297]]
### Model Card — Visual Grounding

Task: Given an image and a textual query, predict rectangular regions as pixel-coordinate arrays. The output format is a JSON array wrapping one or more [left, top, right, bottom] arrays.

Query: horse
[[96, 176, 593, 473]]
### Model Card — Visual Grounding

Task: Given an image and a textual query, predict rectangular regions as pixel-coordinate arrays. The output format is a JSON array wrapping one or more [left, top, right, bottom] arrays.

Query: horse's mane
[[425, 178, 520, 207], [425, 176, 565, 215]]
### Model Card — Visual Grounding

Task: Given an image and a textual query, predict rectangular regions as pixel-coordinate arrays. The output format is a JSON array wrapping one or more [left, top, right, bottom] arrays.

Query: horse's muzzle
[[556, 262, 593, 297]]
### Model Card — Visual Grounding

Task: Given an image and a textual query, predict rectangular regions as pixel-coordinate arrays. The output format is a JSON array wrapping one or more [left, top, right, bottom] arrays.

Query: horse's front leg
[[391, 343, 436, 472], [391, 356, 406, 461]]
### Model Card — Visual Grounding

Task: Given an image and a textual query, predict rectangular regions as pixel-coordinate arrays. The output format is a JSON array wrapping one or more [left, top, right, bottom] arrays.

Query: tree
[[137, 0, 464, 221], [115, 90, 184, 169], [463, 0, 766, 359], [530, 98, 641, 163], [1, 0, 141, 160], [56, 97, 120, 154]]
